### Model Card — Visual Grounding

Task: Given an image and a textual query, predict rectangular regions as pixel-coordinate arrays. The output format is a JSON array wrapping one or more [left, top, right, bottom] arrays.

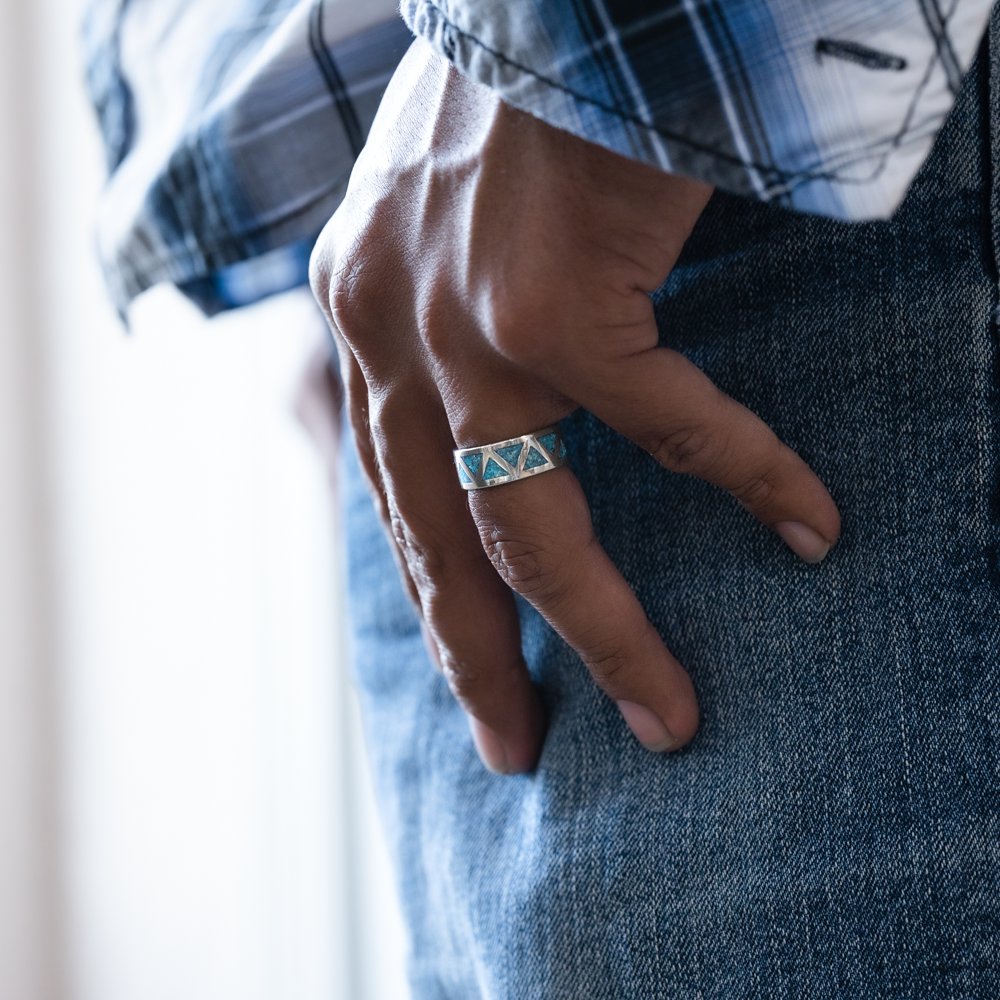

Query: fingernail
[[468, 717, 513, 774], [616, 701, 678, 752], [774, 521, 831, 564]]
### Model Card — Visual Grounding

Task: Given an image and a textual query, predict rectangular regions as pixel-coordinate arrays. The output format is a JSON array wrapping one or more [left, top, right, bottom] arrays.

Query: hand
[[310, 40, 841, 774]]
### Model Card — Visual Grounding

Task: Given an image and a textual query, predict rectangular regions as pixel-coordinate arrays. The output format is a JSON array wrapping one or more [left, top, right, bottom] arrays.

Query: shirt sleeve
[[402, 0, 995, 220], [83, 0, 411, 318]]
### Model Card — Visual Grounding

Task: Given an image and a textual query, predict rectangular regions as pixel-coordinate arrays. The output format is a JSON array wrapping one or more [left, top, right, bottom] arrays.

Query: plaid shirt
[[85, 0, 994, 316]]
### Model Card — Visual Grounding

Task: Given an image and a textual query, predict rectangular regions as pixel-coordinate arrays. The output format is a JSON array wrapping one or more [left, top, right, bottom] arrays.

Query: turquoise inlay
[[483, 458, 507, 480], [523, 447, 548, 470], [463, 453, 482, 476], [495, 443, 523, 467], [538, 432, 557, 456], [558, 440, 567, 459], [458, 463, 472, 484]]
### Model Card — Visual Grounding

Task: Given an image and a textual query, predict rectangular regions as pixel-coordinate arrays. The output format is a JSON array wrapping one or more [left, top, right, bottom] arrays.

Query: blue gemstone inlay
[[523, 447, 548, 470], [463, 453, 482, 476], [538, 433, 557, 456], [558, 440, 567, 459], [483, 458, 508, 480], [458, 463, 472, 484], [495, 443, 523, 468]]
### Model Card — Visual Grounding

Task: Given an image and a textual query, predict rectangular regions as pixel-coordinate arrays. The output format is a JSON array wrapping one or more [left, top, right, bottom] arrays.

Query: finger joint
[[650, 425, 717, 475], [390, 513, 449, 592], [481, 528, 567, 605]]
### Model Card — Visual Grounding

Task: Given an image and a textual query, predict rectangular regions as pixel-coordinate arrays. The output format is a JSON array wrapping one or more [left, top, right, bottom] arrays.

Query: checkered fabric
[[84, 0, 410, 316], [405, 0, 995, 218], [84, 0, 994, 315]]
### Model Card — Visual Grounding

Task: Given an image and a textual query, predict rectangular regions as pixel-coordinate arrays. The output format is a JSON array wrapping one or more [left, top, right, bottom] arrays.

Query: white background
[[0, 0, 409, 997]]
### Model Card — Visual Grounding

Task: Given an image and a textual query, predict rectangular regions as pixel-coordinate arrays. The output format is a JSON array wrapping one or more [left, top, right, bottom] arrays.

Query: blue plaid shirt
[[85, 0, 994, 316]]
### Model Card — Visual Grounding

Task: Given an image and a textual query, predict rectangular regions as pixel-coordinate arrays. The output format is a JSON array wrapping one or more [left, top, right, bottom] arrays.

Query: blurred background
[[0, 0, 409, 997]]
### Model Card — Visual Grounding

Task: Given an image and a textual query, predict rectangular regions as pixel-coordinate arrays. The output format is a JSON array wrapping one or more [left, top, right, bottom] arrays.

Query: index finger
[[558, 342, 842, 563], [492, 266, 839, 561]]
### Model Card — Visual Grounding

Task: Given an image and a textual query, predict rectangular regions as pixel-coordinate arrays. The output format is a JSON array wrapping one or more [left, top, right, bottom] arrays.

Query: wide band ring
[[454, 425, 568, 490]]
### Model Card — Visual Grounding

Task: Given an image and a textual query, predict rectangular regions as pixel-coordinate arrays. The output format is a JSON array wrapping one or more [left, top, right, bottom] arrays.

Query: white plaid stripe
[[85, 0, 995, 315]]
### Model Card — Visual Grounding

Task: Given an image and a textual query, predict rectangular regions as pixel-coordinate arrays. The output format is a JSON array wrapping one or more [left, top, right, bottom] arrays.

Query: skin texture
[[310, 40, 841, 774]]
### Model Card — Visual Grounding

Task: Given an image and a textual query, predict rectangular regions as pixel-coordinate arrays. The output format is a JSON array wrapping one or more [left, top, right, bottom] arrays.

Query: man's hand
[[310, 40, 840, 774]]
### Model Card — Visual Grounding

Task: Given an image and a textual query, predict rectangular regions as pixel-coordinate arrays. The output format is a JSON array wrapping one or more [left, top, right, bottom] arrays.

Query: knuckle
[[586, 641, 631, 685], [415, 292, 456, 359], [328, 251, 368, 339], [650, 424, 718, 474], [439, 657, 486, 705], [307, 251, 331, 310], [322, 227, 396, 350], [490, 314, 534, 363], [307, 213, 341, 305], [481, 527, 564, 602], [487, 290, 554, 365], [389, 512, 449, 592], [731, 468, 779, 512]]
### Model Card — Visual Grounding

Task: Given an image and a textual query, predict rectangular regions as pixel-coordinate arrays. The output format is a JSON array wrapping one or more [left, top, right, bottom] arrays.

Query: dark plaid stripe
[[309, 0, 366, 158], [84, 0, 993, 315], [917, 0, 965, 93]]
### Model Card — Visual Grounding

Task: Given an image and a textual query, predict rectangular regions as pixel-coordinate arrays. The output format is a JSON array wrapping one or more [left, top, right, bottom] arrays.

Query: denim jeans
[[341, 13, 1000, 998]]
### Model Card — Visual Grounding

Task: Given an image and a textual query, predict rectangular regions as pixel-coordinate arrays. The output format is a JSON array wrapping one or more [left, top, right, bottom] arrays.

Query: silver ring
[[454, 425, 568, 490]]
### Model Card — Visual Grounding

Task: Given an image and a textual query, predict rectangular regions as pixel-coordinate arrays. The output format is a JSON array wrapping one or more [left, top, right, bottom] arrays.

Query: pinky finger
[[336, 342, 423, 609]]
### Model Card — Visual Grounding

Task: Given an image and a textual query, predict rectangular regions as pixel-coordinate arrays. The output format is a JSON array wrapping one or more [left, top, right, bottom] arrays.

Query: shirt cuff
[[402, 0, 994, 220]]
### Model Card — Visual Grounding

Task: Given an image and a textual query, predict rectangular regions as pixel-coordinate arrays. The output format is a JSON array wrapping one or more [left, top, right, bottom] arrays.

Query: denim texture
[[341, 14, 1000, 998]]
